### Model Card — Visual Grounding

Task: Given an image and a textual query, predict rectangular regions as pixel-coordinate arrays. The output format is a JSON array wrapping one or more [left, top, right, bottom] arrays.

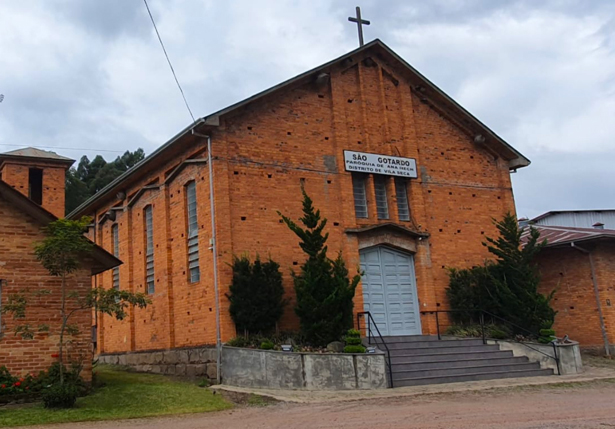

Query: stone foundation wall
[[221, 346, 388, 390], [97, 347, 217, 380]]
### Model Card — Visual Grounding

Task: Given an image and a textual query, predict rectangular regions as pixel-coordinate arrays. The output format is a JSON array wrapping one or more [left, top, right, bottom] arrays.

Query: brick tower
[[0, 147, 74, 218]]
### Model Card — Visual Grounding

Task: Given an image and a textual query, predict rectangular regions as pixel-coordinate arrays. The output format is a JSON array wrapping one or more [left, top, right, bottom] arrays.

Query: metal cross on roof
[[348, 6, 370, 47]]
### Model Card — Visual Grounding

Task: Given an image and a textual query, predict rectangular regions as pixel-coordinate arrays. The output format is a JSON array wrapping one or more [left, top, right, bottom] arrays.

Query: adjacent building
[[527, 222, 615, 354], [531, 210, 615, 230], [0, 149, 120, 380], [67, 39, 530, 354]]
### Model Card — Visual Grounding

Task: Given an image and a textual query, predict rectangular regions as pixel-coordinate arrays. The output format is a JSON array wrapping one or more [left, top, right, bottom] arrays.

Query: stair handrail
[[356, 311, 394, 388], [420, 309, 561, 375]]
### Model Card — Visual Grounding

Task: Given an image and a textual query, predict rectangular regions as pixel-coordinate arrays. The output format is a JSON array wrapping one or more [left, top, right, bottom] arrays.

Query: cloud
[[0, 0, 613, 218]]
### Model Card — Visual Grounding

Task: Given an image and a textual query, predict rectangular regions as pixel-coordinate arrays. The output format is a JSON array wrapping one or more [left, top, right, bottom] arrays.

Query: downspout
[[192, 129, 222, 384], [571, 242, 611, 356]]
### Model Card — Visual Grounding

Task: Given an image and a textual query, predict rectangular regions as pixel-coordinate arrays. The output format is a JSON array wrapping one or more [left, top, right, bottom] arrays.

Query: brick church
[[65, 40, 530, 354]]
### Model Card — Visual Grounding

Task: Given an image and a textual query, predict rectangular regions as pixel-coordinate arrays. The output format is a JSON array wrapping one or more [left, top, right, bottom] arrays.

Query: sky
[[1, 0, 614, 219]]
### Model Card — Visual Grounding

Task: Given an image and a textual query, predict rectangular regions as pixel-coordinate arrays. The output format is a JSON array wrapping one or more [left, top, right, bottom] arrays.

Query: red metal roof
[[522, 224, 615, 247]]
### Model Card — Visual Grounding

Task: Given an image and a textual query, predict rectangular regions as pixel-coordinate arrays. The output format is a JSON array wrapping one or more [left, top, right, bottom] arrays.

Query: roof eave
[[0, 181, 120, 274]]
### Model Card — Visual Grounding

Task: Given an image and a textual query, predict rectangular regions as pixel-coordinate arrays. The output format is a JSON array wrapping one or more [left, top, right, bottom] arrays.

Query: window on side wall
[[352, 174, 368, 219], [185, 181, 200, 283], [395, 178, 410, 221], [144, 205, 155, 294], [373, 175, 389, 220], [112, 224, 120, 290]]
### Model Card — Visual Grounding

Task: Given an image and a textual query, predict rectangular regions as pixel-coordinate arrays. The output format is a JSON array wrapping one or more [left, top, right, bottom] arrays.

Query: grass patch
[[0, 365, 232, 427]]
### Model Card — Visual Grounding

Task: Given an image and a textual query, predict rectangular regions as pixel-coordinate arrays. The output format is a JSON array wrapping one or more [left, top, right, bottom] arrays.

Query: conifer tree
[[484, 212, 555, 334], [279, 188, 361, 346], [446, 213, 555, 335]]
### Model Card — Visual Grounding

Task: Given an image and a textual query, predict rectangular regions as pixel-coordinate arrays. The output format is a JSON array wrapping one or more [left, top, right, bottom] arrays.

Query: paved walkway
[[210, 365, 615, 403]]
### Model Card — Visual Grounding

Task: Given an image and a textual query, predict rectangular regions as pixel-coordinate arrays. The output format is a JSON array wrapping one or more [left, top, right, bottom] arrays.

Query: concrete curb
[[210, 367, 615, 404]]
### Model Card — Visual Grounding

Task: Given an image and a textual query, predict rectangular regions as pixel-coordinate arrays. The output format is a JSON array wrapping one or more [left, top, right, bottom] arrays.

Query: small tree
[[0, 217, 150, 386], [278, 188, 361, 346], [227, 255, 286, 335], [484, 213, 555, 333]]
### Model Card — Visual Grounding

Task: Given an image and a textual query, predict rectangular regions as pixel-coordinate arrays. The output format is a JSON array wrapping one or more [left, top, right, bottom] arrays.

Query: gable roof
[[0, 147, 74, 167], [0, 181, 121, 275], [68, 39, 530, 219], [522, 224, 615, 248]]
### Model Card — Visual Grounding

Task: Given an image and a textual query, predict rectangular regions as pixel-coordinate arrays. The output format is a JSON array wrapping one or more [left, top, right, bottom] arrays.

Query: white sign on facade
[[343, 150, 418, 178]]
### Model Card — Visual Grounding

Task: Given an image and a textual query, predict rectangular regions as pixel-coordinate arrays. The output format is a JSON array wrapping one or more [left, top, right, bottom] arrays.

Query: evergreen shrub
[[227, 255, 286, 335]]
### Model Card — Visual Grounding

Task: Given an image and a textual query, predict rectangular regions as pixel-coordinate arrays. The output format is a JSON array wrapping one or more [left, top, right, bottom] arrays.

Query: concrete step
[[392, 368, 554, 387], [380, 335, 440, 343], [391, 362, 542, 380], [388, 344, 501, 356], [390, 350, 514, 364], [380, 335, 477, 343], [391, 356, 529, 371], [384, 338, 484, 350]]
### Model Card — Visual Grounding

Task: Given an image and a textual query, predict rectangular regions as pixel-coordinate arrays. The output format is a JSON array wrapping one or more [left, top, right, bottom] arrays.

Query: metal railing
[[420, 309, 561, 375], [356, 311, 394, 388]]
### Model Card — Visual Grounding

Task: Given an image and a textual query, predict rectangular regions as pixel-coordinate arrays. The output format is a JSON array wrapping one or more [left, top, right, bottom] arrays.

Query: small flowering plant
[[0, 366, 40, 396]]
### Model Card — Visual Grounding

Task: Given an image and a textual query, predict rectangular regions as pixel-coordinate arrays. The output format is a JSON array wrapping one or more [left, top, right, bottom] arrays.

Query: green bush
[[260, 340, 275, 350], [343, 329, 365, 353], [343, 345, 366, 353], [227, 255, 287, 336], [42, 383, 79, 409]]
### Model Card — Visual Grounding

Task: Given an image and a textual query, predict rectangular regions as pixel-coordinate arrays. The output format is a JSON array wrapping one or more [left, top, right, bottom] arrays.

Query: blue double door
[[360, 246, 422, 336]]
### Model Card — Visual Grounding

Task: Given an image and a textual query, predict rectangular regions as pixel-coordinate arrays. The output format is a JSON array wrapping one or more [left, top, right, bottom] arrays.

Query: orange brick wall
[[0, 160, 68, 218], [537, 243, 615, 351], [0, 194, 92, 381], [90, 50, 517, 353]]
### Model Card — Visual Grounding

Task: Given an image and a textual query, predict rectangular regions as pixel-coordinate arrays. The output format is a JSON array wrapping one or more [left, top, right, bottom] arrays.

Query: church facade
[[68, 40, 530, 354]]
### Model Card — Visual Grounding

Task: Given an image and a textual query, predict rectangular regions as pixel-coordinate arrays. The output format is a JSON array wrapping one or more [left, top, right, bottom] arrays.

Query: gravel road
[[21, 382, 615, 429]]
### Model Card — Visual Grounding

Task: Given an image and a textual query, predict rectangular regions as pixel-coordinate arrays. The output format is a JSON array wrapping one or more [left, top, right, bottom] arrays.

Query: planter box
[[488, 339, 583, 375], [221, 346, 387, 390]]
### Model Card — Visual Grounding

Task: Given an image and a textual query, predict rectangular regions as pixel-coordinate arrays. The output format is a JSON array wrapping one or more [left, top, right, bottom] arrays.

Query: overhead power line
[[142, 0, 196, 123]]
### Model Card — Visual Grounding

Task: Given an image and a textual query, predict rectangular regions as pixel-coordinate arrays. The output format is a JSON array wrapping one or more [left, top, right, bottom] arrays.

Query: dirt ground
[[22, 381, 615, 429]]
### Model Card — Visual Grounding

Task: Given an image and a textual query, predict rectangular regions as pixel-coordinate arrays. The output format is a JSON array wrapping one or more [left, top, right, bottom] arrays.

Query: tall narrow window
[[395, 178, 410, 221], [28, 168, 43, 205], [144, 206, 155, 294], [374, 175, 389, 219], [186, 182, 200, 283], [112, 224, 120, 290], [352, 174, 368, 218]]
